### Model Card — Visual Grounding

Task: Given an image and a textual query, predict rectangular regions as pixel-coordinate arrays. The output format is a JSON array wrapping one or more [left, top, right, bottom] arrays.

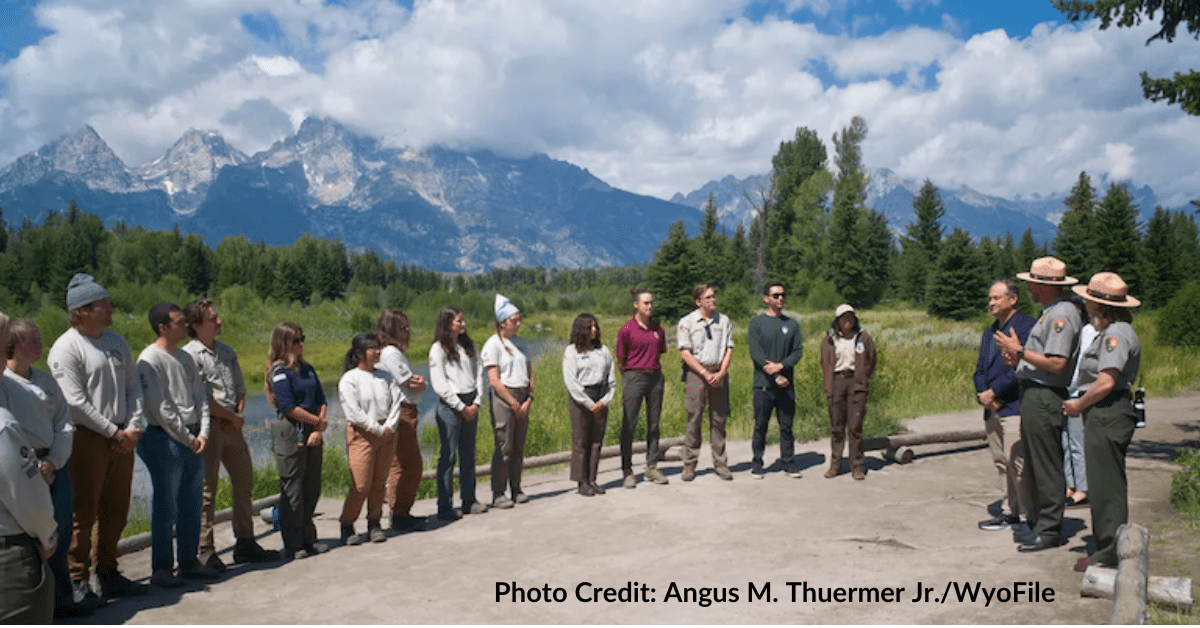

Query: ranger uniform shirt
[[1015, 296, 1082, 389], [0, 368, 73, 471], [378, 345, 422, 406], [1075, 321, 1141, 394], [0, 408, 57, 550], [182, 338, 246, 414], [677, 309, 734, 367]]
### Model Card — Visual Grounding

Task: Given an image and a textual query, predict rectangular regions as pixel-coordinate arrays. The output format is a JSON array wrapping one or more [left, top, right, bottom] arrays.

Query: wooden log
[[1079, 567, 1193, 612], [863, 429, 986, 452], [883, 446, 914, 464], [435, 436, 686, 480], [1113, 523, 1150, 624]]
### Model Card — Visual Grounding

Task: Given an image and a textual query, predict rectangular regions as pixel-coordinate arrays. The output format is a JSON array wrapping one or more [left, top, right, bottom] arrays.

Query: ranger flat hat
[[1017, 257, 1077, 286], [1072, 272, 1140, 308]]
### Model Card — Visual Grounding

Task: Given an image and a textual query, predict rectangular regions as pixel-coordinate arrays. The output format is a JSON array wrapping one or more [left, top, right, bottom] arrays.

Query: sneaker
[[341, 522, 363, 546], [623, 473, 637, 489], [978, 515, 1019, 531], [282, 548, 311, 561], [308, 541, 330, 555], [681, 466, 696, 482], [72, 580, 104, 609], [514, 492, 529, 504], [714, 466, 733, 481], [492, 496, 515, 509], [179, 559, 220, 580], [150, 568, 184, 589], [467, 502, 488, 515], [97, 569, 148, 598], [233, 539, 280, 563], [786, 468, 804, 478], [367, 520, 387, 544], [645, 468, 669, 485], [750, 466, 765, 480]]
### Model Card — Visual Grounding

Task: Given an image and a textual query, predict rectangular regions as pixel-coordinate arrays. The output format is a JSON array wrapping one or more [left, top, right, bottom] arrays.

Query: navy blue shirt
[[974, 311, 1036, 418], [271, 363, 326, 416]]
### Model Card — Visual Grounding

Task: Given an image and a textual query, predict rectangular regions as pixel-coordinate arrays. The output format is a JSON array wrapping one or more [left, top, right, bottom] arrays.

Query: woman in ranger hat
[[819, 304, 877, 481], [1060, 273, 1141, 572]]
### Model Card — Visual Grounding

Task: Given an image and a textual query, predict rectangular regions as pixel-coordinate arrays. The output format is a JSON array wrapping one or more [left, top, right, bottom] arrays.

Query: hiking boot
[[514, 492, 529, 504], [233, 539, 280, 563], [623, 473, 637, 489], [824, 467, 839, 478], [492, 496, 515, 509], [852, 469, 866, 481], [341, 522, 363, 546], [589, 480, 607, 494], [645, 468, 669, 485], [150, 569, 184, 589], [391, 514, 426, 533], [367, 519, 387, 543], [714, 466, 733, 481], [578, 481, 595, 496], [97, 569, 148, 599], [681, 465, 696, 482], [200, 551, 227, 573]]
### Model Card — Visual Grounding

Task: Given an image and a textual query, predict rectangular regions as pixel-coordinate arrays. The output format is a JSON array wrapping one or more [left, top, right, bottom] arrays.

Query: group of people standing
[[975, 257, 1142, 572]]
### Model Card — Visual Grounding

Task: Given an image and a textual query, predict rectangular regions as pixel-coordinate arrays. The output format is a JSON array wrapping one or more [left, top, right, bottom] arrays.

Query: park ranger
[[994, 257, 1082, 553], [677, 283, 734, 482]]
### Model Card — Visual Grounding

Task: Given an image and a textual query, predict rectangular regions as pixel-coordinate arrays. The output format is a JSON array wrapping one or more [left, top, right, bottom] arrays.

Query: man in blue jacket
[[974, 279, 1036, 533]]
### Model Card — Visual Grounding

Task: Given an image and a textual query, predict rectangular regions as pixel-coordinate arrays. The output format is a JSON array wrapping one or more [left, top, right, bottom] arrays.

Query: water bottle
[[1133, 386, 1146, 428]]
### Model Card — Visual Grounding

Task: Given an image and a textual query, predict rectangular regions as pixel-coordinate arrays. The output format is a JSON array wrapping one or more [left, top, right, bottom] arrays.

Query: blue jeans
[[137, 427, 205, 572], [49, 465, 73, 604], [435, 401, 478, 515], [752, 387, 796, 471]]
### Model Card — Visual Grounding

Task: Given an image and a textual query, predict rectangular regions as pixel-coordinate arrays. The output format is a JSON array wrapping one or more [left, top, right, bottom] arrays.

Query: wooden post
[[1111, 523, 1150, 624]]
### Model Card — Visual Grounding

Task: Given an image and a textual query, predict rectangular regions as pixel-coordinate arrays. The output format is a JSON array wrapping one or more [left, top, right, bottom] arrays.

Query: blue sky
[[1, 0, 1197, 206]]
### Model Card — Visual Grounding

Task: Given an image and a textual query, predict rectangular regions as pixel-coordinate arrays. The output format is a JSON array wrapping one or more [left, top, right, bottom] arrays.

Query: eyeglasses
[[292, 335, 306, 345], [768, 292, 786, 299]]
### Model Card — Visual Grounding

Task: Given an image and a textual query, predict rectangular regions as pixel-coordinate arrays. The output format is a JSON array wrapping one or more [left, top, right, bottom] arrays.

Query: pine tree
[[1015, 228, 1040, 272], [1141, 207, 1178, 307], [1053, 171, 1097, 279], [899, 179, 945, 304], [1094, 182, 1141, 291], [646, 220, 696, 321], [927, 228, 988, 320], [766, 127, 827, 283], [827, 116, 870, 306]]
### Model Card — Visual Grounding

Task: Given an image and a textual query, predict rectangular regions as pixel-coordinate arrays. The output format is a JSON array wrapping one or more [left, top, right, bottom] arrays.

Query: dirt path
[[67, 394, 1200, 624]]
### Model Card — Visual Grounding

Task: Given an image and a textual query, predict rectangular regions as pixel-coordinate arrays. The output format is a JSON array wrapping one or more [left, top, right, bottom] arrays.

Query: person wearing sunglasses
[[677, 283, 734, 482], [747, 282, 804, 479]]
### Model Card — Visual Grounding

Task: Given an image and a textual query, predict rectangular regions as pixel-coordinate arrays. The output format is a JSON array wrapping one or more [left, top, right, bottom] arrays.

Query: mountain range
[[0, 119, 1168, 272]]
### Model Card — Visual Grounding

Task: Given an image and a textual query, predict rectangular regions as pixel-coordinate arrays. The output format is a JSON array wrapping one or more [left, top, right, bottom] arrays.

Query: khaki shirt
[[1016, 296, 1082, 388], [182, 339, 246, 413], [677, 309, 734, 367], [0, 408, 57, 549]]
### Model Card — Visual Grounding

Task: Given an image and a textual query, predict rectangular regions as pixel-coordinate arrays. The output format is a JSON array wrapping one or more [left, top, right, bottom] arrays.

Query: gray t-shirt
[[1075, 321, 1140, 394], [1015, 296, 1082, 388], [48, 328, 146, 437]]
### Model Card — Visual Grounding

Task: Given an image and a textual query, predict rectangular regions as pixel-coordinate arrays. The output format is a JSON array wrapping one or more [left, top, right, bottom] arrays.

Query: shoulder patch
[[1105, 336, 1119, 352], [782, 326, 789, 335], [1053, 318, 1066, 333]]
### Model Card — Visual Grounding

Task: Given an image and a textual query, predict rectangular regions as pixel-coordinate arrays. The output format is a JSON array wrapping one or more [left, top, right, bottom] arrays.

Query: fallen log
[[863, 430, 986, 464], [1080, 569, 1193, 613]]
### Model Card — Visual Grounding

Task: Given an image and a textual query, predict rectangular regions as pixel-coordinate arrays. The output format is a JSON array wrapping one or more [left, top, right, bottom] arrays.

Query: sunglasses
[[768, 292, 786, 299], [292, 335, 306, 345]]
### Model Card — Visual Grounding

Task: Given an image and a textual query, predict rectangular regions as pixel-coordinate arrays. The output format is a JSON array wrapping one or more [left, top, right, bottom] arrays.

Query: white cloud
[[1, 0, 1198, 209]]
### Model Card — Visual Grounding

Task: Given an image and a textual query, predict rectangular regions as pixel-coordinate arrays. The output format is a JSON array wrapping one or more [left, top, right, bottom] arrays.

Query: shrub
[[1157, 280, 1200, 347], [1168, 446, 1200, 526]]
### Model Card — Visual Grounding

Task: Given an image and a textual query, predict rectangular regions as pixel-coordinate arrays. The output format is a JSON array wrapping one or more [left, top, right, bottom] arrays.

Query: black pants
[[752, 386, 796, 470], [620, 370, 663, 473], [276, 444, 323, 553]]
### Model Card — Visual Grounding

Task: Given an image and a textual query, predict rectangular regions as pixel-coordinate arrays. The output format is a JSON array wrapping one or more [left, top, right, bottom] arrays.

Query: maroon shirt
[[616, 317, 667, 371]]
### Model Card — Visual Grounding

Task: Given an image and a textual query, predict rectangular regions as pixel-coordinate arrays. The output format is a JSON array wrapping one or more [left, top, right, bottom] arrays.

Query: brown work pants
[[490, 387, 530, 498], [341, 425, 397, 523], [681, 369, 728, 469], [827, 372, 867, 474], [985, 410, 1032, 520], [67, 427, 135, 580], [386, 404, 423, 517], [199, 423, 255, 561], [568, 398, 608, 483]]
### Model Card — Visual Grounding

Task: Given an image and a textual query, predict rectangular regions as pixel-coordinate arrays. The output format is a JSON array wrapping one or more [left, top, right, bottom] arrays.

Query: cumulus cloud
[[1, 0, 1198, 207]]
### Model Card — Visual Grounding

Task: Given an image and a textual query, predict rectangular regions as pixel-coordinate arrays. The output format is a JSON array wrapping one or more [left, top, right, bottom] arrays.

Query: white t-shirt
[[481, 334, 531, 389]]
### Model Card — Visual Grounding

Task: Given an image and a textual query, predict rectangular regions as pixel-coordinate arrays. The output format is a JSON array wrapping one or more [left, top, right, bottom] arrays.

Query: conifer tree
[[1093, 182, 1141, 291], [646, 220, 695, 320], [827, 116, 876, 306], [1053, 171, 1097, 278], [926, 228, 988, 320], [1141, 206, 1178, 307], [1015, 228, 1040, 271], [899, 179, 945, 304]]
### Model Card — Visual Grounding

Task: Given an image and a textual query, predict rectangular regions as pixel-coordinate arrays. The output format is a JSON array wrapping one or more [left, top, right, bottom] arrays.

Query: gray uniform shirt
[[1015, 296, 1082, 388], [0, 408, 57, 549], [378, 345, 422, 406], [0, 368, 73, 470], [1075, 321, 1140, 394], [48, 328, 146, 437], [182, 338, 246, 414], [562, 345, 617, 407], [138, 344, 211, 447], [677, 309, 734, 367]]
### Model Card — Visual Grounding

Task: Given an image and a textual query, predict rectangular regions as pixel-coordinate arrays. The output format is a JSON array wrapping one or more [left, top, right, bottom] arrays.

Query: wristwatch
[[1016, 348, 1026, 361]]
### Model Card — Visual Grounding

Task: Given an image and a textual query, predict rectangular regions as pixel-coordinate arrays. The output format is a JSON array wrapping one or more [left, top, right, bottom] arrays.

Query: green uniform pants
[[1019, 384, 1068, 541], [1083, 394, 1136, 565]]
